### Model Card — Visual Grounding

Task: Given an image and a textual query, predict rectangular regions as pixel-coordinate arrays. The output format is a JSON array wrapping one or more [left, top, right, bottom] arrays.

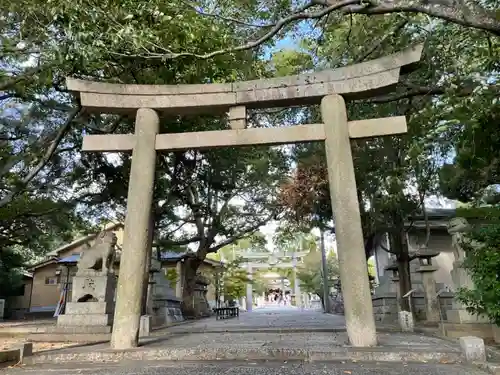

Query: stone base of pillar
[[447, 309, 490, 324], [139, 315, 152, 337], [492, 324, 500, 344], [57, 300, 114, 325], [246, 299, 252, 312], [440, 322, 494, 341], [239, 297, 247, 311], [58, 273, 116, 329]]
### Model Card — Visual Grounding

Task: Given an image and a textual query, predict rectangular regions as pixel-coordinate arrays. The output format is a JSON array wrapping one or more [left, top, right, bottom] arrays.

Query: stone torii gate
[[67, 44, 423, 350], [241, 251, 309, 311]]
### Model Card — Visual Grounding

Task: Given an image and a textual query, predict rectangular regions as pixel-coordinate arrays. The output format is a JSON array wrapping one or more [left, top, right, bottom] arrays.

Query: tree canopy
[[297, 245, 339, 302], [1, 0, 290, 312], [2, 0, 499, 316]]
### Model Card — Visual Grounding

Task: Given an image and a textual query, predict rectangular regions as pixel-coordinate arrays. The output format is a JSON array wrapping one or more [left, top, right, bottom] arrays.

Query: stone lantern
[[414, 249, 440, 322]]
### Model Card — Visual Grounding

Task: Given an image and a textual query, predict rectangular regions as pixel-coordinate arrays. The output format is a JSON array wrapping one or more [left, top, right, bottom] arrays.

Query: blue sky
[[263, 36, 297, 60], [262, 20, 316, 59]]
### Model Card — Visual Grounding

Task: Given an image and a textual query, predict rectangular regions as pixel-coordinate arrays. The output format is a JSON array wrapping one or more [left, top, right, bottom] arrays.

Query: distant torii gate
[[67, 44, 423, 350], [240, 251, 309, 311]]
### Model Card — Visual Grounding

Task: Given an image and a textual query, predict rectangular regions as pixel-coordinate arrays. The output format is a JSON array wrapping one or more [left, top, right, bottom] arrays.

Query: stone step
[[24, 346, 463, 365], [27, 332, 111, 343], [65, 302, 114, 315], [57, 313, 113, 327]]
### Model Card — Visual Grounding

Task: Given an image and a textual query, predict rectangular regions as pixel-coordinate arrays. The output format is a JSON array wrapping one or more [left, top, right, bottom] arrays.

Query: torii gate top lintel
[[67, 44, 423, 115]]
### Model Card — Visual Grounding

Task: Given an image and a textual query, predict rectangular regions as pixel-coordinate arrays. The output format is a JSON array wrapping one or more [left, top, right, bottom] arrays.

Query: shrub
[[456, 224, 500, 325]]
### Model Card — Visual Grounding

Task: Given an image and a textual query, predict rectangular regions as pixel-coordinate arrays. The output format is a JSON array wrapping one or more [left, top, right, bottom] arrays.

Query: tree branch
[[354, 18, 408, 63], [156, 235, 201, 247], [0, 105, 82, 208], [207, 214, 275, 254], [379, 235, 398, 255], [206, 192, 235, 244], [0, 65, 46, 91], [362, 83, 480, 104], [17, 207, 61, 218], [320, 0, 500, 35], [183, 183, 206, 242], [114, 0, 361, 60], [180, 0, 271, 28], [117, 0, 497, 62], [85, 115, 124, 134], [366, 0, 499, 36]]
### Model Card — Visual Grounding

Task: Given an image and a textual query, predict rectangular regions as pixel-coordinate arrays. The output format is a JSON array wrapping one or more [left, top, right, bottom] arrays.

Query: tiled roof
[[160, 251, 188, 261], [58, 254, 81, 264], [54, 251, 223, 267]]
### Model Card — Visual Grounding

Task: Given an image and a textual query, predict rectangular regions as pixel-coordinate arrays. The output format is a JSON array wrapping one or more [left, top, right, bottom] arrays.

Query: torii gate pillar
[[322, 95, 376, 347], [110, 108, 159, 350], [246, 263, 253, 312]]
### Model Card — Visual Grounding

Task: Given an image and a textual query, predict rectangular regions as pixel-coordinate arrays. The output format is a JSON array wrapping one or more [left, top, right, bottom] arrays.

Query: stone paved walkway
[[166, 305, 346, 333], [17, 306, 467, 366], [3, 306, 494, 374], [2, 360, 490, 375]]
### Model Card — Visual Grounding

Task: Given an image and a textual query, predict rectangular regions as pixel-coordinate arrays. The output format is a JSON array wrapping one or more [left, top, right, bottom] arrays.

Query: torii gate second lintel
[[81, 116, 407, 153], [68, 45, 424, 351]]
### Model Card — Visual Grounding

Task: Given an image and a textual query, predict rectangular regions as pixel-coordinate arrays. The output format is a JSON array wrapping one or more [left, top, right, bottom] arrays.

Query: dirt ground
[[1, 319, 76, 352], [1, 337, 75, 352]]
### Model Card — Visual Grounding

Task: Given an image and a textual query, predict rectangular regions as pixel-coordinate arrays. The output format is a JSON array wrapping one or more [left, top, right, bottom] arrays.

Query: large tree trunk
[[391, 229, 412, 311], [397, 252, 412, 312], [181, 256, 203, 319], [318, 294, 325, 311]]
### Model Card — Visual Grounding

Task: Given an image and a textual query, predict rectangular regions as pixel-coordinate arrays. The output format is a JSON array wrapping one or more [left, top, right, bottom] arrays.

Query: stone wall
[[372, 292, 455, 323], [372, 295, 399, 323]]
